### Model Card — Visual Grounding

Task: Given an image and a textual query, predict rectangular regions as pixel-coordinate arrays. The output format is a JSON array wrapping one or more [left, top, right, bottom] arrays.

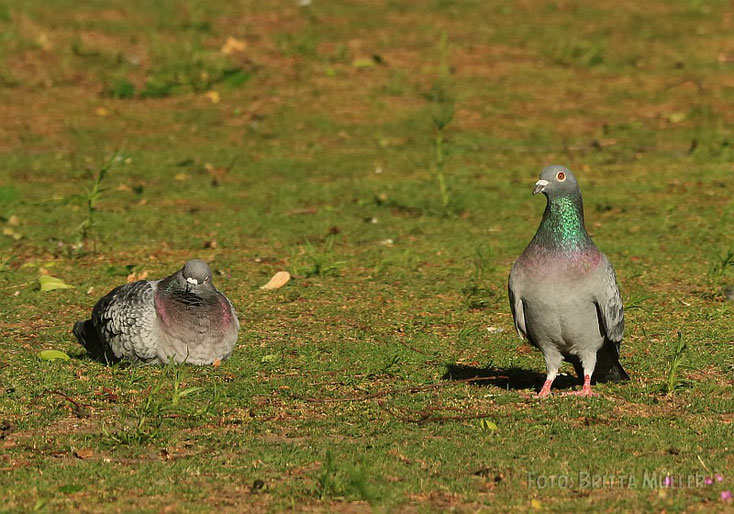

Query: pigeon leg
[[534, 347, 562, 398], [563, 374, 597, 397], [534, 376, 555, 398], [563, 353, 597, 397]]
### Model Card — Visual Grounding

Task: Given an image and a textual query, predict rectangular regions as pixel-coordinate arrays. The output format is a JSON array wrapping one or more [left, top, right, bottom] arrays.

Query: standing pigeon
[[73, 259, 239, 365], [508, 165, 629, 397]]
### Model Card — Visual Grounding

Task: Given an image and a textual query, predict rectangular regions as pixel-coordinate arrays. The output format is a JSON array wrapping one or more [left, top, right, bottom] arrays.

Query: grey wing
[[508, 265, 527, 339], [92, 280, 157, 362], [594, 257, 624, 344]]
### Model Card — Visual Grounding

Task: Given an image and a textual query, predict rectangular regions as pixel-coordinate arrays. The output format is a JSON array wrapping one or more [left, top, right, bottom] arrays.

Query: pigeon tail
[[595, 338, 630, 383], [568, 340, 629, 384], [603, 359, 630, 383], [73, 320, 120, 364]]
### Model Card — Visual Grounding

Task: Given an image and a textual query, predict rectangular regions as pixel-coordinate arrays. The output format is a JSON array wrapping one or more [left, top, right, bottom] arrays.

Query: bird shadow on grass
[[68, 349, 101, 362], [68, 350, 92, 361], [69, 350, 130, 368], [442, 363, 580, 392]]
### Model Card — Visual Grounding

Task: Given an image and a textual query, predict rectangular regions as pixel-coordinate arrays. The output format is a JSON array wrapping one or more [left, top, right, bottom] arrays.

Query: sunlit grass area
[[0, 0, 732, 511]]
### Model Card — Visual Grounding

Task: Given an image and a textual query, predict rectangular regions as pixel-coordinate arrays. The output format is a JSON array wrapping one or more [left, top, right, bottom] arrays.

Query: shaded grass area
[[1, 0, 733, 511]]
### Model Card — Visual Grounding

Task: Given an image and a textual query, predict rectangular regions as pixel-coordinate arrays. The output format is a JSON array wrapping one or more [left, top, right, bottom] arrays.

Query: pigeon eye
[[556, 171, 566, 182]]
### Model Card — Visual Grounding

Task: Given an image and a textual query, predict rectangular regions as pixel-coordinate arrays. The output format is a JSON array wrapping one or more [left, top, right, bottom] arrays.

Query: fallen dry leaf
[[213, 359, 221, 368], [2, 227, 22, 240], [260, 271, 291, 290], [37, 33, 52, 50], [204, 91, 220, 104], [287, 207, 317, 216], [127, 270, 149, 283], [74, 448, 94, 459], [220, 36, 246, 55]]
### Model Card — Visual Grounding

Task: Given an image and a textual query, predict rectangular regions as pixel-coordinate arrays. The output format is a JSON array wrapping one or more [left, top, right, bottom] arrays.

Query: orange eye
[[557, 171, 566, 181]]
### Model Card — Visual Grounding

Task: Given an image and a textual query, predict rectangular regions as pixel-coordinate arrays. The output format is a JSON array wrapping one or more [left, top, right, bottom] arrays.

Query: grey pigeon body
[[74, 259, 239, 365], [508, 165, 628, 396]]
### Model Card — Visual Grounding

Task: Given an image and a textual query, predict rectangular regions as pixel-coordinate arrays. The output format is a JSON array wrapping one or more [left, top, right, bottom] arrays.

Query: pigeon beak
[[185, 277, 198, 292], [533, 179, 549, 195]]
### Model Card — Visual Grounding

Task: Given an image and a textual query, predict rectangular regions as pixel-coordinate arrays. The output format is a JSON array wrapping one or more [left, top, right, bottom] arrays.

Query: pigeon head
[[182, 259, 212, 286], [527, 165, 591, 251], [156, 260, 220, 316], [158, 259, 214, 294], [532, 165, 580, 198]]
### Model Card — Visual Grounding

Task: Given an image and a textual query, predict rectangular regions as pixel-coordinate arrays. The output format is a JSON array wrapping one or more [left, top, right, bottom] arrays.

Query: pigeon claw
[[561, 374, 596, 397], [533, 379, 554, 399]]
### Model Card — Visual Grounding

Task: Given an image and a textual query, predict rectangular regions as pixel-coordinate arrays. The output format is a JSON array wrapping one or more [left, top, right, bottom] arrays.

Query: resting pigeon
[[73, 259, 239, 365], [508, 165, 629, 397]]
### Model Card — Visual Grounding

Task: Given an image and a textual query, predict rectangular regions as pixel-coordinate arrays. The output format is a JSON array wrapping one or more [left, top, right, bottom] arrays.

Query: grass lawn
[[0, 0, 732, 511]]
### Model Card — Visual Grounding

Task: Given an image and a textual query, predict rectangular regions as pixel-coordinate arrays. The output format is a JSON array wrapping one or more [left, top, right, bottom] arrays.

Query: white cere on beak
[[533, 179, 550, 195], [186, 277, 199, 285]]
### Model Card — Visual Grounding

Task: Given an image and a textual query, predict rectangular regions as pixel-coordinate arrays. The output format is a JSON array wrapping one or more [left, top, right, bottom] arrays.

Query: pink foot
[[533, 379, 553, 399], [562, 375, 597, 397]]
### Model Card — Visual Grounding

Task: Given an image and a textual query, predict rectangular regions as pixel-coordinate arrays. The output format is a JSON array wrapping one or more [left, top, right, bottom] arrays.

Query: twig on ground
[[395, 338, 428, 355], [0, 281, 34, 290], [36, 389, 90, 418]]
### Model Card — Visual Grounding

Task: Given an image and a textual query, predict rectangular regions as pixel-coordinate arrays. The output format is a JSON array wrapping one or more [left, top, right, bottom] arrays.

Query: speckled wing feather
[[508, 267, 527, 339], [92, 280, 158, 362], [594, 257, 624, 344]]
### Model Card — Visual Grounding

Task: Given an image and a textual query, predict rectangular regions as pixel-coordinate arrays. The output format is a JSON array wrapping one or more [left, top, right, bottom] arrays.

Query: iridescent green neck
[[532, 193, 591, 251]]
